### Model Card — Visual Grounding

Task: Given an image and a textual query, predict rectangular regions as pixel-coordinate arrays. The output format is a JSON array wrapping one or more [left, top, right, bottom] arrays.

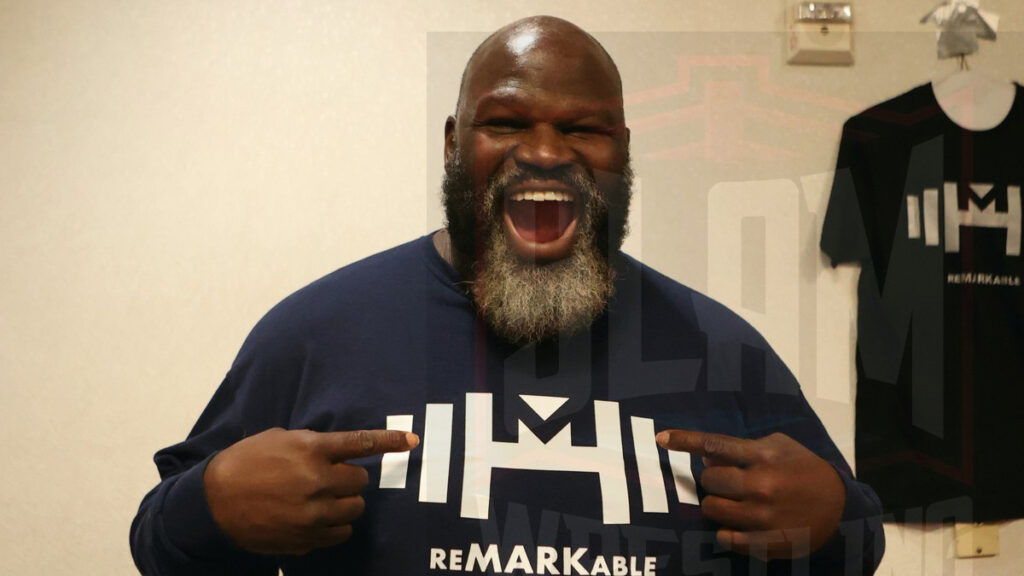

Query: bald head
[[455, 16, 623, 117]]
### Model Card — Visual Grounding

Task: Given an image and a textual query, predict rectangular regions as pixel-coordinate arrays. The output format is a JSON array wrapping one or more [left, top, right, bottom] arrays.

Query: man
[[131, 16, 883, 575]]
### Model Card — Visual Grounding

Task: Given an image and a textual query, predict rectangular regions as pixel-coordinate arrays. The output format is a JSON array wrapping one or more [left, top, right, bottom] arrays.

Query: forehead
[[461, 31, 622, 114]]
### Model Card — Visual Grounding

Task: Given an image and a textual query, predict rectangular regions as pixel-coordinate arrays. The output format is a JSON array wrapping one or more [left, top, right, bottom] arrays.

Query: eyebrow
[[473, 90, 623, 122]]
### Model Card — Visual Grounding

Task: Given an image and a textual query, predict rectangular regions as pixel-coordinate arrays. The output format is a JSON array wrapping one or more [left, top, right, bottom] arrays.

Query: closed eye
[[479, 118, 529, 133], [562, 124, 613, 136]]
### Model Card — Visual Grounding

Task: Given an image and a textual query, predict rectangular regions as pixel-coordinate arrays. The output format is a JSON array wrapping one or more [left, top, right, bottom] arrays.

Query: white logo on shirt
[[906, 183, 1021, 256], [379, 393, 699, 525]]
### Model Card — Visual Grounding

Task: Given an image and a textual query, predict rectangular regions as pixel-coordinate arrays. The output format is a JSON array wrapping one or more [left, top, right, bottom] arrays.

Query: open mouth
[[502, 183, 581, 261]]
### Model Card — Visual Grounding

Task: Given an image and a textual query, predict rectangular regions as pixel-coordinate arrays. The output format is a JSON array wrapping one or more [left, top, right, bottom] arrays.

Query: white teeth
[[510, 191, 574, 202]]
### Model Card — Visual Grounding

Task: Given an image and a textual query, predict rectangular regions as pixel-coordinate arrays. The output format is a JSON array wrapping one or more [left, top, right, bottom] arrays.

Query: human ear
[[444, 115, 456, 167]]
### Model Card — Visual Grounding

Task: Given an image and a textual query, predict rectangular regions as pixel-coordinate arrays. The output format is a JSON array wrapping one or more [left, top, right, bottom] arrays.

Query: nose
[[512, 124, 574, 170]]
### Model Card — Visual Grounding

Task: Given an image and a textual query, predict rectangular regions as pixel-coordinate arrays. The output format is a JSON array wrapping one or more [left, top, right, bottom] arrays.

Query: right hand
[[203, 427, 419, 556]]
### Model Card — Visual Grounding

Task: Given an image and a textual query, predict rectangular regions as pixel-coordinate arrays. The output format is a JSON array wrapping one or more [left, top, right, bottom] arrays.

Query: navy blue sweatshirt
[[131, 234, 884, 575]]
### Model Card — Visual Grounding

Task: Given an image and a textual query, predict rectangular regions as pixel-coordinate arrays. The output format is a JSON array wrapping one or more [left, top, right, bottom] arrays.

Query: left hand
[[656, 429, 845, 560]]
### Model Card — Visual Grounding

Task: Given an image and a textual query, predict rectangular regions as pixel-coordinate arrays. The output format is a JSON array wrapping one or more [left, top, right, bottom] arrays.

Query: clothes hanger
[[923, 0, 1015, 130]]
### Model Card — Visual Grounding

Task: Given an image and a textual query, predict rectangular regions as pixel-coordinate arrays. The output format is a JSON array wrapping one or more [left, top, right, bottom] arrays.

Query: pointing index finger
[[656, 429, 753, 466], [320, 429, 420, 461]]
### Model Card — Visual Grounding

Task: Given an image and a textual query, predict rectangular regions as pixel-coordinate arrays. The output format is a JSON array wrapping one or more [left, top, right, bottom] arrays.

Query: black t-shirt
[[822, 82, 1024, 522]]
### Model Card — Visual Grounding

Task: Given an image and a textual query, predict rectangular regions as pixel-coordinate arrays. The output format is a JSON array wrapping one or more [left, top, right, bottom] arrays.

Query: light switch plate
[[954, 523, 999, 558]]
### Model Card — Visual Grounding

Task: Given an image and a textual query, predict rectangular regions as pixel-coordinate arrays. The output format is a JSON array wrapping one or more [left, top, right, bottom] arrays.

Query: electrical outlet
[[954, 523, 999, 558]]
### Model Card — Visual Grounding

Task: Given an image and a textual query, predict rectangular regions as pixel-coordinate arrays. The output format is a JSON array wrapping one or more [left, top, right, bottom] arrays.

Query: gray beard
[[442, 151, 632, 345], [474, 224, 613, 345]]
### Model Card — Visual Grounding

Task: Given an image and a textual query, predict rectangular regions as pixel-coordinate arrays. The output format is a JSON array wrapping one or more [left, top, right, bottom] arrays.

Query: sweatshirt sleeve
[[130, 305, 307, 575], [802, 465, 886, 576], [129, 375, 281, 575], [740, 342, 886, 575], [693, 292, 884, 573]]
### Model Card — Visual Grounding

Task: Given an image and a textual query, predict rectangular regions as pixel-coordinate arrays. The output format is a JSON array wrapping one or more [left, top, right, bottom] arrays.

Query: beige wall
[[1, 1, 1021, 573]]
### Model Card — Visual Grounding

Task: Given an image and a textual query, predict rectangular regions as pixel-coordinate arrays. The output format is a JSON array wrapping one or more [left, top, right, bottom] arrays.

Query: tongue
[[507, 201, 575, 243]]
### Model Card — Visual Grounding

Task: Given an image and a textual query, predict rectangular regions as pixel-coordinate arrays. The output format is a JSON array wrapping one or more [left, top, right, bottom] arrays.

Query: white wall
[[1, 1, 1021, 574]]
